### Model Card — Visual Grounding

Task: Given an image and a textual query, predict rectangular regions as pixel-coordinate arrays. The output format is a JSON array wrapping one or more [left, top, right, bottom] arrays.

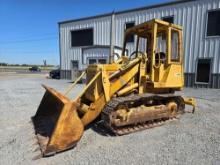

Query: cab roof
[[125, 19, 182, 37]]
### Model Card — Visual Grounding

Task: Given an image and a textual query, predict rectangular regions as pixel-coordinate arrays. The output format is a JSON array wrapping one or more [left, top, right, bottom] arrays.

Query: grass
[[0, 66, 55, 71]]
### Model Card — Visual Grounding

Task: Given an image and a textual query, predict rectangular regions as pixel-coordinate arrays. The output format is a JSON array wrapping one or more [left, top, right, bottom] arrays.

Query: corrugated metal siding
[[82, 47, 110, 69], [60, 16, 111, 70], [60, 0, 220, 80], [185, 73, 220, 89], [113, 0, 220, 73]]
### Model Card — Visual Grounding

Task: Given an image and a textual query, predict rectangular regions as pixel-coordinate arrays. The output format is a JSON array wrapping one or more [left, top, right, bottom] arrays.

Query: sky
[[0, 0, 171, 65]]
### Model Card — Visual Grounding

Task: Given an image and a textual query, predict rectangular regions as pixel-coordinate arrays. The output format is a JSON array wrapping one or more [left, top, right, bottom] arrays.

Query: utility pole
[[43, 60, 47, 66]]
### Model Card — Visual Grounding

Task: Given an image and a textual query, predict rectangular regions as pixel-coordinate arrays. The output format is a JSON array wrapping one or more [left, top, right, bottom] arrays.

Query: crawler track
[[102, 94, 185, 135]]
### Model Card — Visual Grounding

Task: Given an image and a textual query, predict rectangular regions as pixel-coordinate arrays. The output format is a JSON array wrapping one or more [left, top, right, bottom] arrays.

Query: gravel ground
[[0, 72, 220, 165]]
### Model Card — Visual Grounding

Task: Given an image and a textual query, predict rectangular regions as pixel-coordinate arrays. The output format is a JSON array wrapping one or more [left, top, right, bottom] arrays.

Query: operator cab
[[122, 19, 184, 89]]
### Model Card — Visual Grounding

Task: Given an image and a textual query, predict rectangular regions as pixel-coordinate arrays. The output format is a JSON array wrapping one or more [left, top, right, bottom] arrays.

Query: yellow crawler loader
[[32, 19, 196, 156]]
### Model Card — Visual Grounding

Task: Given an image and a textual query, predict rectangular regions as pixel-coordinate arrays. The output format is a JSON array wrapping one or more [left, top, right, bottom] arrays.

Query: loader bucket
[[32, 85, 84, 156]]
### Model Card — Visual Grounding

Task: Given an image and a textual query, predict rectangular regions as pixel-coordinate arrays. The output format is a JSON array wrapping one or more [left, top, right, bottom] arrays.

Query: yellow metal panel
[[81, 95, 106, 126], [117, 83, 139, 96], [102, 68, 111, 102], [139, 57, 147, 94], [150, 22, 158, 81], [110, 64, 139, 96], [153, 64, 183, 88], [167, 27, 171, 64]]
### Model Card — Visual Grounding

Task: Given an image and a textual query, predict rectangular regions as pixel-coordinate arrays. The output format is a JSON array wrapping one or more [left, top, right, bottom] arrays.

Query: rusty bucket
[[32, 85, 84, 156]]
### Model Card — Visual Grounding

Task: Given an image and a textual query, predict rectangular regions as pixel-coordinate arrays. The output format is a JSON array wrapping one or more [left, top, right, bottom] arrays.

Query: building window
[[125, 22, 135, 42], [162, 16, 174, 23], [88, 58, 107, 64], [98, 59, 107, 64], [88, 59, 97, 64], [171, 30, 179, 62], [207, 10, 220, 36], [71, 60, 78, 69], [196, 59, 211, 83], [71, 28, 93, 47]]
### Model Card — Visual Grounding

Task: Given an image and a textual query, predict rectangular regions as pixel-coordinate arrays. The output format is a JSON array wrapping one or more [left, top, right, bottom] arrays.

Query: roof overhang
[[58, 0, 199, 25]]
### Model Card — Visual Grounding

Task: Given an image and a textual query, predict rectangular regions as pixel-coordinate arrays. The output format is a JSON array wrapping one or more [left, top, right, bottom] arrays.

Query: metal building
[[59, 0, 220, 88]]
